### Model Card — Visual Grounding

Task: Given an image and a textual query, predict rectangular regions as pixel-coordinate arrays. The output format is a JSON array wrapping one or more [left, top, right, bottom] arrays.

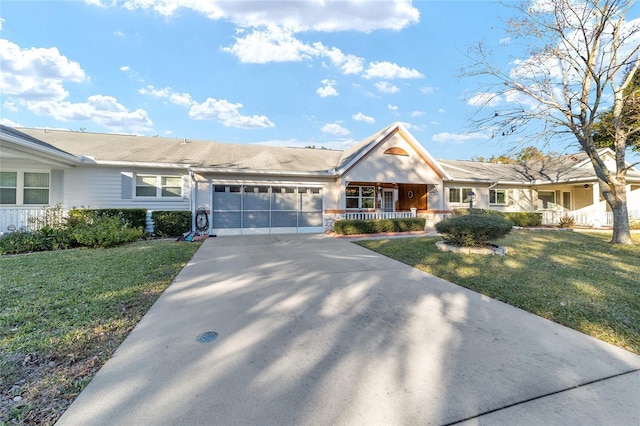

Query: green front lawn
[[356, 230, 640, 354], [0, 240, 200, 425]]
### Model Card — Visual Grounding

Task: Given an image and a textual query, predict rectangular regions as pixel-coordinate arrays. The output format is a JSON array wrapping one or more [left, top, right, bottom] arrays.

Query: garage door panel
[[272, 211, 297, 227], [243, 211, 270, 228], [298, 212, 322, 227], [213, 192, 241, 210], [272, 193, 297, 210], [213, 212, 241, 229]]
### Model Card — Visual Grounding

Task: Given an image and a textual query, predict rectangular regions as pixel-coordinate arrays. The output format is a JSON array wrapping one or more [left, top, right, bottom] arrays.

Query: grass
[[0, 240, 200, 425], [356, 230, 640, 354]]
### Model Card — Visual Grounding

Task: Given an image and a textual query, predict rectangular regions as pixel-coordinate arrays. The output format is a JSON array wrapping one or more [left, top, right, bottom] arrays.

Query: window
[[0, 171, 49, 205], [136, 175, 182, 198], [537, 191, 556, 209], [449, 187, 473, 203], [0, 172, 17, 204], [346, 185, 375, 209], [489, 189, 507, 205]]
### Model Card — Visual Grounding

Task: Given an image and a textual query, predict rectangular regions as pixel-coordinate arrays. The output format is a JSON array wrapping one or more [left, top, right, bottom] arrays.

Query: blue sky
[[1, 0, 638, 162]]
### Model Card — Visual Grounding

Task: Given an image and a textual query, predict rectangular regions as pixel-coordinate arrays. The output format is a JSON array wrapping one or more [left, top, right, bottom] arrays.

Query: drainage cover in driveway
[[196, 331, 219, 343]]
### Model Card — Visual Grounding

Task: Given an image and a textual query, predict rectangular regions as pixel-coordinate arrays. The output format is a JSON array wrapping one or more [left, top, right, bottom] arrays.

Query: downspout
[[189, 168, 195, 233]]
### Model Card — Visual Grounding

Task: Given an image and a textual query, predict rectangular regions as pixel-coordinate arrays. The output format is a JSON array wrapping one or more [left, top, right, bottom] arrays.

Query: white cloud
[[363, 61, 423, 79], [0, 117, 22, 127], [223, 27, 366, 76], [96, 0, 420, 32], [421, 86, 437, 95], [120, 65, 130, 72], [3, 101, 19, 112], [432, 132, 490, 143], [319, 44, 364, 74], [321, 122, 350, 136], [374, 81, 400, 94], [222, 26, 317, 63], [317, 79, 338, 97], [0, 39, 86, 101], [468, 92, 502, 107], [438, 108, 446, 113], [0, 18, 4, 30], [139, 85, 194, 107], [499, 37, 511, 45], [387, 104, 398, 111], [352, 112, 375, 124], [410, 110, 425, 117], [189, 98, 275, 129], [26, 95, 153, 133], [114, 30, 126, 37]]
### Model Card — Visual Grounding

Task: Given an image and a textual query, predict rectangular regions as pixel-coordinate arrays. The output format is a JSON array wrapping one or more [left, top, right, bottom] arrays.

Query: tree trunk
[[603, 183, 633, 244]]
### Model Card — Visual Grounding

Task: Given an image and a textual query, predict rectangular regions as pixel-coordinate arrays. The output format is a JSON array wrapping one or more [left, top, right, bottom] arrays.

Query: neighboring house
[[1, 122, 639, 235]]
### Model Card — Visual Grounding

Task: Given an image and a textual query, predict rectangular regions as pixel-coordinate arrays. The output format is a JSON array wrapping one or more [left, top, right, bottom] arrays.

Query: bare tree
[[465, 0, 640, 244]]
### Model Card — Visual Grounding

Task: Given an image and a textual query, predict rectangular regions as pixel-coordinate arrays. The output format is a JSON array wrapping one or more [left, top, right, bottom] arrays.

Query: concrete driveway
[[58, 234, 640, 425]]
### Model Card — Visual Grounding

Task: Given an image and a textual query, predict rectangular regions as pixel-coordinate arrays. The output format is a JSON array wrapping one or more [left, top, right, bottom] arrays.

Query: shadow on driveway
[[57, 234, 640, 425]]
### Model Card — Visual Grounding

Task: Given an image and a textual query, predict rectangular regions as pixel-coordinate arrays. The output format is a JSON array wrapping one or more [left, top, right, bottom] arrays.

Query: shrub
[[451, 208, 504, 216], [151, 211, 192, 237], [68, 208, 147, 229], [502, 212, 543, 227], [558, 214, 575, 228], [333, 218, 426, 235], [70, 214, 143, 248], [435, 214, 513, 247], [629, 217, 640, 230]]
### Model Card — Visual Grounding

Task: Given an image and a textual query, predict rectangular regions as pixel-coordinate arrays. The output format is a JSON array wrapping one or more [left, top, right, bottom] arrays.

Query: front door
[[382, 189, 394, 212]]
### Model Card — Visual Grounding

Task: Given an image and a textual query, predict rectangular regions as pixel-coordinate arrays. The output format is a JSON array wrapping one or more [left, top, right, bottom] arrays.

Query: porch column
[[591, 183, 604, 227]]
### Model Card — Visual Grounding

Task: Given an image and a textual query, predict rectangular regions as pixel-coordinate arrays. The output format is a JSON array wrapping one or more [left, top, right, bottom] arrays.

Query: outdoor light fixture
[[467, 190, 476, 214]]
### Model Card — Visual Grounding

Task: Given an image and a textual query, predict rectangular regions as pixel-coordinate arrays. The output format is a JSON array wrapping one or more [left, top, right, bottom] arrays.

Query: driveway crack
[[443, 368, 640, 426]]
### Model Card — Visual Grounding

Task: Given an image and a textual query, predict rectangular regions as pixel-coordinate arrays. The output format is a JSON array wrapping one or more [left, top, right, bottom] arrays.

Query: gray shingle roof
[[440, 152, 640, 183], [16, 128, 342, 173], [10, 126, 640, 183]]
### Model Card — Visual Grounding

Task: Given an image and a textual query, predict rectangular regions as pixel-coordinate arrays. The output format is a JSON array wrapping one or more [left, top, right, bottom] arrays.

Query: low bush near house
[[70, 214, 143, 248], [0, 208, 144, 255], [629, 217, 640, 230], [68, 208, 147, 229], [503, 212, 543, 227], [558, 214, 575, 228], [151, 210, 192, 237], [435, 214, 513, 247], [333, 218, 426, 235], [451, 208, 504, 216]]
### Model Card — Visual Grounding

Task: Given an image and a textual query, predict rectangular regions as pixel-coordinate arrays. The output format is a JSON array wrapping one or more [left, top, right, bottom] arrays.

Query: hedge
[[333, 218, 426, 235], [68, 208, 147, 229], [502, 212, 542, 227], [453, 208, 542, 227], [435, 214, 513, 247], [151, 210, 192, 237]]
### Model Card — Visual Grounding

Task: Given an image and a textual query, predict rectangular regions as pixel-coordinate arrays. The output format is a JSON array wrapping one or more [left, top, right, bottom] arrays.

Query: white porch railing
[[0, 207, 48, 234], [343, 210, 416, 220], [540, 210, 640, 227]]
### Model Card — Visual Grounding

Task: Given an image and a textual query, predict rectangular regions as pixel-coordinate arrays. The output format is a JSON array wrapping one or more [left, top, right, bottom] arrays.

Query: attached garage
[[210, 184, 324, 235]]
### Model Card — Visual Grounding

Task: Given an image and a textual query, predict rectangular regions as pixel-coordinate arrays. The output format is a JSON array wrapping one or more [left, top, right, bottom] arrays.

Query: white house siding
[[61, 166, 191, 214], [343, 133, 443, 185]]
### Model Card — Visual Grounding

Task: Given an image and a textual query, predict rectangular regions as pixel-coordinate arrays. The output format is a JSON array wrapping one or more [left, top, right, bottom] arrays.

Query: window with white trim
[[449, 187, 473, 203], [489, 189, 507, 205], [346, 185, 375, 209], [135, 175, 182, 198], [537, 191, 557, 209], [0, 171, 49, 205]]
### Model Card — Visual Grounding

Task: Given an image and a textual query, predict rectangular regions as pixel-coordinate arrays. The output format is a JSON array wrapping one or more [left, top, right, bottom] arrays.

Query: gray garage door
[[211, 185, 324, 235]]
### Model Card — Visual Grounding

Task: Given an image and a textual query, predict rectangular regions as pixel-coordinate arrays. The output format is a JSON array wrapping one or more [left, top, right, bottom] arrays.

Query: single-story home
[[1, 122, 639, 235]]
